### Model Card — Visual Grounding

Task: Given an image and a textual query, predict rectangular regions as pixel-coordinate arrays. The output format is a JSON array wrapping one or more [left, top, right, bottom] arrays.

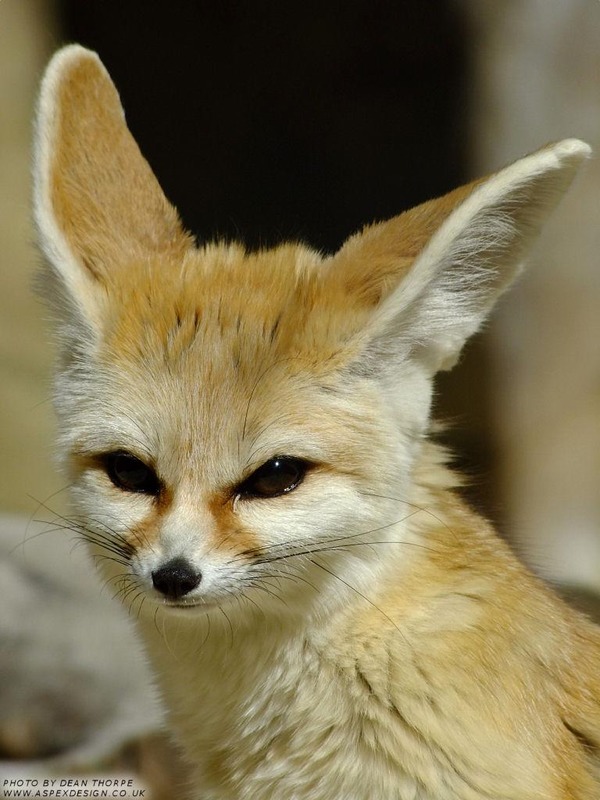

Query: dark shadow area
[[59, 1, 468, 251]]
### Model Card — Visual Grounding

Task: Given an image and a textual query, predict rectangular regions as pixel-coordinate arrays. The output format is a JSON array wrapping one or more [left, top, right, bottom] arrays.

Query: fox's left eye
[[103, 451, 161, 495], [239, 456, 308, 499]]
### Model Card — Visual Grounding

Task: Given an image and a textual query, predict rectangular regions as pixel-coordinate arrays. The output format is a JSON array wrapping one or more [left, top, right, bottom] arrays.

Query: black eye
[[239, 457, 307, 499], [104, 451, 161, 495]]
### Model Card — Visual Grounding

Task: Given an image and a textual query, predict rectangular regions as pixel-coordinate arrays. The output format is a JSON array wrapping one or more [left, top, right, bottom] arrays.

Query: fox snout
[[151, 557, 202, 600]]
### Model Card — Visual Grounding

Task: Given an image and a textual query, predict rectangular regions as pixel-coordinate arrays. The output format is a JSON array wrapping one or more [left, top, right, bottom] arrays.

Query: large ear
[[34, 45, 193, 333], [329, 139, 591, 374]]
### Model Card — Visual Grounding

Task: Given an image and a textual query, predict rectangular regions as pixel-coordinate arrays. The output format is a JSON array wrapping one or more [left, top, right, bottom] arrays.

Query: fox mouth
[[157, 595, 215, 612], [160, 597, 205, 610]]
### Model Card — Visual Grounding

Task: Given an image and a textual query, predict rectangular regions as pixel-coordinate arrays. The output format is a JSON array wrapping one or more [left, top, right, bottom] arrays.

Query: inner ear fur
[[34, 45, 193, 306], [327, 139, 591, 373]]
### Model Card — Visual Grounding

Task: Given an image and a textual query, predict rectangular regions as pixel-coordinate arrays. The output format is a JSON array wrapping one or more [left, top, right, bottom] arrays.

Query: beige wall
[[465, 0, 600, 589], [0, 0, 64, 514]]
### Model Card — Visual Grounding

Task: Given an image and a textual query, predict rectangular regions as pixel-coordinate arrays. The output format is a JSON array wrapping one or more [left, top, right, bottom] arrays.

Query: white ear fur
[[359, 139, 591, 374]]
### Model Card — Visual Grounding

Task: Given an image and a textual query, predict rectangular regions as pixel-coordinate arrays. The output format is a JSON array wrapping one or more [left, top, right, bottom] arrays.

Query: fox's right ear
[[34, 45, 193, 336]]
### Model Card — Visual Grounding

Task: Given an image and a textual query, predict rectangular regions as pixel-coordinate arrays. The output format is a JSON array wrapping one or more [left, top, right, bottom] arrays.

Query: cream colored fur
[[34, 45, 600, 799]]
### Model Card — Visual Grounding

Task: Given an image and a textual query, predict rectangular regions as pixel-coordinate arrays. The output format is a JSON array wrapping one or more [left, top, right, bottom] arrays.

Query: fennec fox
[[34, 45, 600, 799]]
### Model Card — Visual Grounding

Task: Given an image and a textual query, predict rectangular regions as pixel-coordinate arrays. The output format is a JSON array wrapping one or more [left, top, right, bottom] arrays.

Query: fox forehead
[[101, 240, 370, 369]]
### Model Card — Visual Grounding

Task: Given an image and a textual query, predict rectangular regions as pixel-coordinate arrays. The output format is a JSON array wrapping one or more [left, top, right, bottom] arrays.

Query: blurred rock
[[0, 514, 161, 764]]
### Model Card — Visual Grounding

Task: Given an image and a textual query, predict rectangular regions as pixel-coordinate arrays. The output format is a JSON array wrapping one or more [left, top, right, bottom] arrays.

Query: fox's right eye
[[103, 452, 161, 495], [238, 456, 308, 499]]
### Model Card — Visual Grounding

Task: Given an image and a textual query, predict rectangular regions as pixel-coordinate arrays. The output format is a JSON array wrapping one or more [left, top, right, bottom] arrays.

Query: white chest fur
[[141, 612, 432, 800], [138, 605, 545, 800]]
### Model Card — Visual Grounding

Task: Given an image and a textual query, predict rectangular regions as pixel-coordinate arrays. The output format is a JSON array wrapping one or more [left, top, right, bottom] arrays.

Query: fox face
[[47, 238, 435, 618], [34, 45, 590, 623]]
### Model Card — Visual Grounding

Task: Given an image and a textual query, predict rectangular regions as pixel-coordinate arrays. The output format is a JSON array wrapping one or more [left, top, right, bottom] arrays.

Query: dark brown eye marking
[[103, 451, 161, 495], [238, 457, 308, 499]]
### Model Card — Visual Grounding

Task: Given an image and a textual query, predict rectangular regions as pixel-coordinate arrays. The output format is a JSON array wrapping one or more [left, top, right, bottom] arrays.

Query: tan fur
[[34, 46, 600, 799]]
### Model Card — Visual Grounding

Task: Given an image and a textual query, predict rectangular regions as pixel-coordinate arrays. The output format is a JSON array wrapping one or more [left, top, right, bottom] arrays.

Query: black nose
[[152, 558, 202, 599]]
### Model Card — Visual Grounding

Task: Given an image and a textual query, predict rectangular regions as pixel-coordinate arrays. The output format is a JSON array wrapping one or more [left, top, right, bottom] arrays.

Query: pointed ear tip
[[46, 43, 103, 72], [34, 44, 103, 176], [40, 44, 107, 100], [547, 138, 592, 169]]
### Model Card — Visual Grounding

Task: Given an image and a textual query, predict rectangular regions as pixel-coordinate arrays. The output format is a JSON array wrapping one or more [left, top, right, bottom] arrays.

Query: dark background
[[59, 1, 469, 251], [58, 1, 494, 518]]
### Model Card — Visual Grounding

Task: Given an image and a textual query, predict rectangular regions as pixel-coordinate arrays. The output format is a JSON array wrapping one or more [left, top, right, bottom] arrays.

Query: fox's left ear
[[33, 45, 193, 335], [329, 139, 591, 373]]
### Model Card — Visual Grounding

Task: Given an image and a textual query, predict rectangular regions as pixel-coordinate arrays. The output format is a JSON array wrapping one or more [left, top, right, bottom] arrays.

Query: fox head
[[34, 45, 589, 620]]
